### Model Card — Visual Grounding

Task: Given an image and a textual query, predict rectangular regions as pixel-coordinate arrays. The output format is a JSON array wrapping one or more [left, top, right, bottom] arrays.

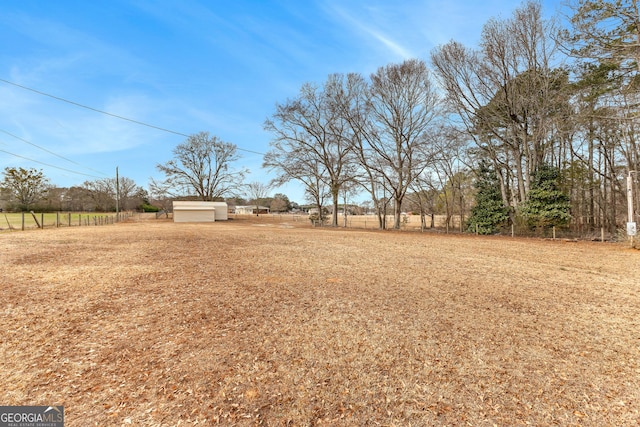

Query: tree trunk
[[515, 148, 527, 203], [588, 121, 596, 229], [393, 196, 402, 229], [331, 189, 339, 227]]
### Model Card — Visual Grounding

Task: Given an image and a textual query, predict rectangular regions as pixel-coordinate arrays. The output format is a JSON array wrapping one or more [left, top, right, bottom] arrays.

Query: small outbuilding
[[173, 201, 228, 223], [234, 205, 271, 215]]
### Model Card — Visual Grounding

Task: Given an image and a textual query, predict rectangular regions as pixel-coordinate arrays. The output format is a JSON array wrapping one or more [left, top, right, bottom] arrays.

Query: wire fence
[[4, 211, 632, 246], [240, 213, 629, 244], [0, 211, 132, 232]]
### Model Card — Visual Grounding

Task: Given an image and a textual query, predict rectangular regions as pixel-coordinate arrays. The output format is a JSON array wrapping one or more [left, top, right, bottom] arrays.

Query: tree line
[[3, 1, 639, 235], [264, 0, 640, 234], [0, 163, 296, 214], [0, 166, 152, 212]]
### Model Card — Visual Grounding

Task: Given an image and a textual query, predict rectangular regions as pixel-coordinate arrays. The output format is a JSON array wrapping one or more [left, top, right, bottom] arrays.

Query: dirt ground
[[1, 216, 639, 426]]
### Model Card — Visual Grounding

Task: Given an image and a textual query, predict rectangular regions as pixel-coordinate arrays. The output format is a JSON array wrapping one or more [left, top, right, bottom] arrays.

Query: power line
[[0, 128, 110, 177], [0, 78, 266, 156], [0, 148, 105, 178], [0, 78, 189, 138]]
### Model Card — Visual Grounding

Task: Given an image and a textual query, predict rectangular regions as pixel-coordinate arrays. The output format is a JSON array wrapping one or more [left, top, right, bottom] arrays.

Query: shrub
[[519, 164, 571, 230], [466, 161, 510, 234], [141, 203, 160, 212]]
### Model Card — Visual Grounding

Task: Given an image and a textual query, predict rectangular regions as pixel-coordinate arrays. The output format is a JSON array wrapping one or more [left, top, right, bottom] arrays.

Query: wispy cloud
[[0, 0, 565, 198], [322, 2, 415, 60]]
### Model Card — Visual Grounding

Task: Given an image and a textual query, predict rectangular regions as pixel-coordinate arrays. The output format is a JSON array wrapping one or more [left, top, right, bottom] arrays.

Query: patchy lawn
[[1, 217, 639, 426]]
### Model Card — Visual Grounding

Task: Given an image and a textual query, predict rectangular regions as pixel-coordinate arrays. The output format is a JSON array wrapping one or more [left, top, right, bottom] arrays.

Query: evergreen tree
[[466, 161, 510, 234], [564, 0, 640, 75], [519, 164, 571, 229]]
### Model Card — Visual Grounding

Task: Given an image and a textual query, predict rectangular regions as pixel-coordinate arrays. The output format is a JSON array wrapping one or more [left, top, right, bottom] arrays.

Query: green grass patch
[[1, 212, 117, 230]]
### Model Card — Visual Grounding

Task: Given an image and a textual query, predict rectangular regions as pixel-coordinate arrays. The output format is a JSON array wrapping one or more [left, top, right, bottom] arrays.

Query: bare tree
[[83, 178, 115, 212], [81, 176, 143, 212], [62, 186, 94, 212], [270, 193, 291, 213], [264, 75, 357, 226], [263, 138, 329, 222], [327, 66, 441, 230], [405, 183, 439, 230], [412, 125, 471, 231], [116, 176, 143, 211], [363, 59, 440, 229], [245, 181, 272, 216], [148, 177, 177, 215], [326, 73, 390, 228], [156, 131, 246, 201]]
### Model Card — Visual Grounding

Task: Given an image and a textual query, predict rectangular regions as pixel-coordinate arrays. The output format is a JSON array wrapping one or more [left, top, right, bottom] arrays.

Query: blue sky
[[0, 0, 563, 204]]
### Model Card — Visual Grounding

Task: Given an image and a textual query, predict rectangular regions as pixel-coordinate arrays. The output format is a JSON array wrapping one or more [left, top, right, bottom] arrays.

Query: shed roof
[[173, 201, 227, 210]]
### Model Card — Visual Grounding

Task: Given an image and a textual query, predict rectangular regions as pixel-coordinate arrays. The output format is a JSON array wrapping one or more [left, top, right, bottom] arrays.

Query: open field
[[1, 216, 639, 426], [1, 212, 118, 230]]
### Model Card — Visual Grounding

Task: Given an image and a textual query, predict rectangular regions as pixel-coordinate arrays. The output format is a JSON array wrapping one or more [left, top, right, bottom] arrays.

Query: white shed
[[234, 205, 271, 215], [173, 201, 228, 222]]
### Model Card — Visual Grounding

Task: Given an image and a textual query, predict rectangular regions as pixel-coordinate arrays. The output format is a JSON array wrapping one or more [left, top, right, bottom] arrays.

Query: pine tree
[[564, 0, 640, 75], [519, 164, 572, 229], [467, 161, 510, 234]]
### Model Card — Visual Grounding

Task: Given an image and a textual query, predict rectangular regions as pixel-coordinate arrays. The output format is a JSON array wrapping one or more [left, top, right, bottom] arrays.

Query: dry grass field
[[1, 216, 639, 426]]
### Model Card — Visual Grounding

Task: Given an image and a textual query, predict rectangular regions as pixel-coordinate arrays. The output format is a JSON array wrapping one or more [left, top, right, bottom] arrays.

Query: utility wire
[[0, 78, 188, 137], [0, 78, 266, 156], [0, 129, 110, 177], [0, 148, 105, 178]]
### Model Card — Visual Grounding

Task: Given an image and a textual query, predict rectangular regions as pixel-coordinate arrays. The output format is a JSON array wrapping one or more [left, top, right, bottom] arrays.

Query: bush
[[466, 161, 510, 234], [308, 213, 327, 225], [141, 203, 160, 212], [519, 164, 571, 230]]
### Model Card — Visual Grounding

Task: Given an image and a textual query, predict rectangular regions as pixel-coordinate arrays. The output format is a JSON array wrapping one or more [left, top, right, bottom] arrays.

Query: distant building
[[234, 205, 270, 215], [173, 201, 228, 222]]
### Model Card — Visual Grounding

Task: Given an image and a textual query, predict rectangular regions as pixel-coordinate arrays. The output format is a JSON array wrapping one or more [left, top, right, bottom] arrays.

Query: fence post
[[22, 212, 25, 231], [30, 211, 41, 229], [601, 227, 605, 242], [56, 212, 59, 227], [511, 223, 514, 237], [553, 226, 556, 240]]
